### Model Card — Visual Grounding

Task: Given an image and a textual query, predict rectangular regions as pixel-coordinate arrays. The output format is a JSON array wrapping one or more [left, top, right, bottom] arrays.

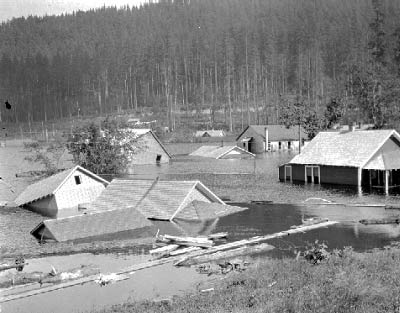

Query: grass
[[97, 247, 400, 313]]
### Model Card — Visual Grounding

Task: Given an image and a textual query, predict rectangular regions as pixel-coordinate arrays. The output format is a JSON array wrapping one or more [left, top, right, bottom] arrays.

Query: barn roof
[[236, 125, 307, 141], [289, 130, 400, 168], [189, 145, 255, 159], [194, 130, 225, 137], [91, 179, 225, 221], [124, 128, 171, 158], [14, 166, 109, 206], [30, 206, 153, 242]]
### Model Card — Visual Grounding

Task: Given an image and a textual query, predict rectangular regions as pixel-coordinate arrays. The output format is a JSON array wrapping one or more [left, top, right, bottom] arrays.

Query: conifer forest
[[1, 0, 400, 131]]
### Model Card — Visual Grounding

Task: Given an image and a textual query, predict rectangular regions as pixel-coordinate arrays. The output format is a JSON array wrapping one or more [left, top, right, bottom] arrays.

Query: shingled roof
[[123, 128, 171, 158], [91, 179, 225, 221], [31, 206, 153, 242], [190, 145, 255, 159], [289, 130, 400, 168], [14, 166, 109, 206], [236, 125, 307, 141]]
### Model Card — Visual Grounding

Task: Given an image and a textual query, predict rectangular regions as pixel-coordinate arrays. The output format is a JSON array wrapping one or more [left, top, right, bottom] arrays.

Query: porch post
[[357, 167, 362, 195], [385, 170, 389, 195], [369, 170, 372, 190]]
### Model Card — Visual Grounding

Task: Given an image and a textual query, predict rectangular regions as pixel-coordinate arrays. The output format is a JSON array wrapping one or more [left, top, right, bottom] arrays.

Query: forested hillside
[[1, 0, 400, 131]]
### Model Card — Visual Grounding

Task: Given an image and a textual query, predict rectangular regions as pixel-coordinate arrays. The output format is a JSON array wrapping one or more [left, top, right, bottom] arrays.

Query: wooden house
[[14, 166, 109, 218], [125, 129, 171, 168], [194, 130, 226, 138], [189, 145, 255, 159], [236, 125, 307, 154], [278, 129, 400, 194], [90, 178, 246, 221]]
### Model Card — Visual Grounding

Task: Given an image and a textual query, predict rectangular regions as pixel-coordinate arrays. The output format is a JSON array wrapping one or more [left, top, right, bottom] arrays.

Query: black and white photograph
[[1, 0, 400, 312]]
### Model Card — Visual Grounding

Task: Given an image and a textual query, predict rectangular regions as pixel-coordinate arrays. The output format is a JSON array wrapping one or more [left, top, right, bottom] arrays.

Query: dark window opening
[[156, 154, 162, 163], [288, 141, 291, 149], [74, 175, 82, 185], [278, 141, 282, 149]]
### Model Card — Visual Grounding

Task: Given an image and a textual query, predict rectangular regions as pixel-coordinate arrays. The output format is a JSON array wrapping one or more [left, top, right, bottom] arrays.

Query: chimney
[[265, 127, 269, 151]]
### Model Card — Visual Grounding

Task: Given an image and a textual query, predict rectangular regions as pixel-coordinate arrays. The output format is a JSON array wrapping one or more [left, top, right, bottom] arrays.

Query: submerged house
[[278, 129, 400, 194], [125, 128, 171, 168], [190, 145, 255, 159], [194, 130, 226, 138], [90, 178, 245, 221], [236, 125, 307, 154], [14, 166, 109, 217]]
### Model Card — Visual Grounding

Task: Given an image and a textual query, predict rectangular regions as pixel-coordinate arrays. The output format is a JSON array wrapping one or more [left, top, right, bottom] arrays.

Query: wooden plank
[[206, 232, 228, 240], [181, 243, 274, 266], [359, 218, 400, 225], [174, 220, 338, 266], [157, 235, 214, 248], [169, 247, 201, 256], [149, 244, 180, 257]]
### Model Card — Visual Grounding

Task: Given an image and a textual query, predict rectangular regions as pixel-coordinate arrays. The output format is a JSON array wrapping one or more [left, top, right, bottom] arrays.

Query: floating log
[[206, 232, 228, 240], [174, 220, 338, 266], [290, 218, 329, 229], [180, 243, 274, 266], [385, 205, 400, 210], [149, 244, 180, 258], [359, 218, 400, 225], [250, 200, 273, 205], [157, 235, 214, 248], [169, 246, 200, 256], [0, 263, 27, 272]]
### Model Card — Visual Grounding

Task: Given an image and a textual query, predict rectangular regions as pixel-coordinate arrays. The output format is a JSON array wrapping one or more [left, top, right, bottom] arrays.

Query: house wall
[[269, 140, 301, 151], [280, 164, 359, 185], [26, 195, 58, 217], [54, 170, 106, 214], [237, 128, 265, 154], [127, 133, 170, 168]]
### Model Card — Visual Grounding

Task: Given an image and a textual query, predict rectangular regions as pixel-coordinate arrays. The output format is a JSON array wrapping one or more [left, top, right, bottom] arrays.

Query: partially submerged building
[[278, 129, 400, 194], [14, 166, 109, 217], [194, 130, 226, 138], [236, 125, 307, 154], [90, 178, 245, 221], [125, 128, 171, 168], [190, 145, 255, 159], [30, 205, 153, 242]]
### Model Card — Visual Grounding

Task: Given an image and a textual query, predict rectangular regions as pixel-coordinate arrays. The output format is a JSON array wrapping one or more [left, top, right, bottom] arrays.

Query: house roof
[[194, 130, 225, 137], [174, 200, 248, 220], [30, 206, 153, 242], [289, 130, 400, 168], [236, 125, 307, 141], [91, 179, 225, 221], [14, 166, 109, 206], [125, 128, 171, 158], [189, 145, 255, 159]]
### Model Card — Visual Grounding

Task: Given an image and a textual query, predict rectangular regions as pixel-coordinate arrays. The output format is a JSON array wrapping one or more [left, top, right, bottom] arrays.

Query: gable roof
[[189, 145, 255, 159], [289, 130, 400, 168], [30, 206, 153, 242], [236, 125, 307, 141], [174, 200, 248, 220], [125, 128, 171, 158], [194, 130, 226, 137], [14, 166, 109, 206], [91, 179, 225, 221]]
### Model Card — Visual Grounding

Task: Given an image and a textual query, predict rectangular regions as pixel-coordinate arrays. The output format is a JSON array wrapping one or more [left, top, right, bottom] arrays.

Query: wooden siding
[[127, 132, 170, 168], [26, 195, 58, 217], [237, 127, 265, 154]]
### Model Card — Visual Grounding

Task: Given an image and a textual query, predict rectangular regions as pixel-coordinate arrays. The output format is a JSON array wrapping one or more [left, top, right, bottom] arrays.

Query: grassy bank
[[98, 247, 400, 313]]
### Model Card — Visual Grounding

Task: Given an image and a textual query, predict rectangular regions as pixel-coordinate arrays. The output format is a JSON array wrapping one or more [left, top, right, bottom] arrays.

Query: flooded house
[[279, 129, 400, 194], [14, 166, 109, 218], [125, 128, 171, 168], [90, 178, 245, 221], [194, 130, 226, 138], [236, 125, 307, 154], [189, 145, 255, 159]]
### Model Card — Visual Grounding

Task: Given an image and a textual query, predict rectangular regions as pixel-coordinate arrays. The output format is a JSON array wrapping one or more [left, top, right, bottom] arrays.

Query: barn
[[236, 125, 307, 154], [279, 129, 400, 194], [14, 166, 109, 218], [125, 128, 171, 168], [189, 145, 255, 159]]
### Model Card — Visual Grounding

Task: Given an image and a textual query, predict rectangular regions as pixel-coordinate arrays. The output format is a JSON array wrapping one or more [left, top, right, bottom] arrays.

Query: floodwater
[[2, 145, 400, 312]]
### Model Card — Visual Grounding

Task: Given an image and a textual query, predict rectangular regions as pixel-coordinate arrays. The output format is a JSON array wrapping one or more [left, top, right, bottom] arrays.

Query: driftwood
[[206, 232, 228, 240], [181, 243, 274, 266], [359, 218, 400, 225], [157, 235, 214, 248], [174, 220, 338, 266], [385, 205, 400, 210], [290, 218, 329, 229], [149, 244, 180, 258], [0, 263, 27, 272]]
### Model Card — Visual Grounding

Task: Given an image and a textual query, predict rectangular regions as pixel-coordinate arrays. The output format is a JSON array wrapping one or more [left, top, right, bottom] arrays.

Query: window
[[278, 141, 282, 150], [156, 154, 162, 164], [284, 165, 292, 182], [288, 141, 291, 149], [74, 175, 82, 185]]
